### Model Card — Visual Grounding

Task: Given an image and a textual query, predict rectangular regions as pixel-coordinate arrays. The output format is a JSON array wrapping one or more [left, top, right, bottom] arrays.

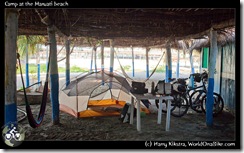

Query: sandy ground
[[17, 101, 235, 142], [15, 71, 237, 149]]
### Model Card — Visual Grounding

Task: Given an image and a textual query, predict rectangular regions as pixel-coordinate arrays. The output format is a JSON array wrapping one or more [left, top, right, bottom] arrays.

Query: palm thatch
[[16, 8, 236, 49]]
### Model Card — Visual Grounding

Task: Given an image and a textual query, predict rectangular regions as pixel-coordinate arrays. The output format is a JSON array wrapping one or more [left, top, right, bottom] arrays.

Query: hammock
[[17, 51, 51, 128], [114, 50, 165, 83]]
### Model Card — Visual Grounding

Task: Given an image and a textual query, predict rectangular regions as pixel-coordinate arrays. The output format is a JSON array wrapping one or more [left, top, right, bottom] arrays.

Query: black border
[[1, 0, 241, 150]]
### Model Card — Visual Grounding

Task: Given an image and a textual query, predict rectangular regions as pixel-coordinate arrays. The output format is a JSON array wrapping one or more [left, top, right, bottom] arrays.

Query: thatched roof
[[16, 8, 236, 48]]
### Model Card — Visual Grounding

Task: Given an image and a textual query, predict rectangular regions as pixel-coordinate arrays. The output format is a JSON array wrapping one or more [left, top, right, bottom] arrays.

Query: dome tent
[[59, 70, 149, 118]]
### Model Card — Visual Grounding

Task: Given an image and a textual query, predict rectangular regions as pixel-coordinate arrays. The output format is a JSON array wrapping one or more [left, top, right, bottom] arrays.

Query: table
[[129, 92, 174, 132]]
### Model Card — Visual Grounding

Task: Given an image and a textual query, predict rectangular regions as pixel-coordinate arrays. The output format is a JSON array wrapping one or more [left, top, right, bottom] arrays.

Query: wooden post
[[109, 39, 114, 73], [5, 9, 19, 125], [90, 47, 93, 72], [206, 29, 218, 127], [46, 45, 49, 71], [199, 48, 203, 73], [37, 44, 40, 83], [214, 47, 222, 93], [26, 43, 30, 87], [65, 38, 70, 87], [165, 49, 168, 82], [165, 43, 172, 82], [146, 48, 150, 78], [176, 50, 180, 79], [109, 39, 114, 88], [131, 45, 135, 77], [189, 49, 195, 88], [94, 46, 97, 72], [47, 25, 60, 125], [101, 41, 104, 85]]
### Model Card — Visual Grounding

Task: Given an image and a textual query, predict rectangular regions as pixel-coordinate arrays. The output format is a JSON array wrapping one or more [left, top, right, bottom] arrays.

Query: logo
[[2, 122, 25, 147]]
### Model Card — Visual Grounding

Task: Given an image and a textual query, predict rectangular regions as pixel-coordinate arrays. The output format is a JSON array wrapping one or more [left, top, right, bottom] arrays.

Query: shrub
[[155, 65, 166, 72], [122, 65, 131, 71]]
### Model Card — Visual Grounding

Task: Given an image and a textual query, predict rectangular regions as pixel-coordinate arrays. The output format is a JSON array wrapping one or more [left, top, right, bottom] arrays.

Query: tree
[[17, 35, 47, 58], [17, 35, 47, 86]]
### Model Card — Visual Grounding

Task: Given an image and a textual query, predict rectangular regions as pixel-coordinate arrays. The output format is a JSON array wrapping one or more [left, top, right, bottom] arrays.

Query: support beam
[[146, 47, 150, 78], [165, 43, 172, 82], [5, 9, 19, 125], [189, 49, 195, 88], [101, 41, 105, 85], [109, 39, 114, 73], [65, 37, 70, 87], [131, 45, 135, 77], [199, 48, 203, 73], [109, 39, 115, 88], [90, 47, 93, 72], [46, 45, 49, 71], [26, 43, 30, 87], [176, 50, 180, 79], [206, 29, 218, 127], [47, 25, 59, 125], [94, 46, 97, 72], [37, 44, 40, 83]]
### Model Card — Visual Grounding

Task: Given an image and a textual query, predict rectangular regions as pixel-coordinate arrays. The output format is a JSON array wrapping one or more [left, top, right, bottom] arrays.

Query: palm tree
[[17, 35, 47, 87]]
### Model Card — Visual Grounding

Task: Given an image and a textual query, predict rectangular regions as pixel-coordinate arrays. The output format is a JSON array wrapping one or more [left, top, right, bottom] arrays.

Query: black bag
[[193, 73, 201, 82], [177, 78, 187, 85], [172, 83, 186, 93], [130, 81, 148, 94]]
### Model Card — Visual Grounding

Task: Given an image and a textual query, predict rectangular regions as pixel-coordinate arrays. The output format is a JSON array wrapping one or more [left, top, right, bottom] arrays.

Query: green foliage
[[122, 65, 131, 71], [70, 66, 88, 72], [16, 64, 89, 74], [58, 67, 66, 73], [155, 65, 166, 72], [70, 65, 81, 72], [17, 35, 47, 59]]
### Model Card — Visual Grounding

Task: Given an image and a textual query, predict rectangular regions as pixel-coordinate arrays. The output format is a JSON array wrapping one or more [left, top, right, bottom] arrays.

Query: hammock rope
[[114, 50, 165, 83], [17, 49, 51, 128]]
